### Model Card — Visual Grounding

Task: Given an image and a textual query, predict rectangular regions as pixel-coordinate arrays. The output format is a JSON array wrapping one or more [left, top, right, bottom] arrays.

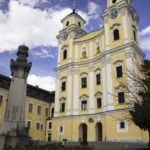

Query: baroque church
[[0, 0, 149, 143]]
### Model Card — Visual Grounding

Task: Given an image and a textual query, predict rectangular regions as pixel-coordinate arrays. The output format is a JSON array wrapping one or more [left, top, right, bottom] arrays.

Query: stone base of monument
[[0, 135, 30, 150]]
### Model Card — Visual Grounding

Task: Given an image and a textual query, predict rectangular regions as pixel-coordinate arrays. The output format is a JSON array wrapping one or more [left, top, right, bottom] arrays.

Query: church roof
[[0, 74, 55, 103], [61, 10, 86, 24]]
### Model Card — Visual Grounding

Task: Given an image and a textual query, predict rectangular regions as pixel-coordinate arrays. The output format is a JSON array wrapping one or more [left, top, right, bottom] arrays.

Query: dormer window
[[78, 22, 81, 27], [66, 21, 69, 26], [112, 0, 117, 3]]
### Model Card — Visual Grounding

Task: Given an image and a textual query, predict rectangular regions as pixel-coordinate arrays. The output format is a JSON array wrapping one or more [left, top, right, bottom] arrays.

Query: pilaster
[[106, 55, 114, 111], [89, 64, 94, 114], [121, 10, 129, 44], [54, 72, 60, 117], [75, 45, 78, 62], [104, 18, 110, 51], [102, 60, 107, 112], [90, 42, 93, 59], [73, 66, 79, 115], [125, 50, 135, 105], [69, 37, 73, 63], [57, 40, 61, 67], [66, 67, 72, 116]]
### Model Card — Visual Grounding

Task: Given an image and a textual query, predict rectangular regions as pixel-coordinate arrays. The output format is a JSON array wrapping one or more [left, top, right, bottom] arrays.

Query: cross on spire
[[73, 1, 76, 12]]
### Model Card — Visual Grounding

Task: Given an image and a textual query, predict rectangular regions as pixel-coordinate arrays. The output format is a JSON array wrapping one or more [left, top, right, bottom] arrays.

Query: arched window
[[80, 94, 88, 111], [95, 92, 102, 109], [133, 30, 136, 41], [78, 22, 81, 27], [114, 29, 120, 41], [60, 98, 66, 113], [66, 21, 69, 26], [112, 0, 117, 3], [95, 69, 101, 85], [63, 50, 67, 60], [81, 73, 88, 88], [116, 85, 125, 104]]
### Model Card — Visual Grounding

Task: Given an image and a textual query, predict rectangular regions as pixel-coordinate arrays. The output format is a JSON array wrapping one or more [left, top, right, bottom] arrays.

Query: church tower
[[56, 2, 86, 67], [52, 0, 148, 143], [101, 0, 140, 51]]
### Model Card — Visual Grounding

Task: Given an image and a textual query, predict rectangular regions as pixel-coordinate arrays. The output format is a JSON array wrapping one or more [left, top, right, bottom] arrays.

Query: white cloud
[[27, 74, 55, 91], [17, 0, 40, 7], [0, 0, 89, 53], [140, 37, 150, 51], [139, 25, 150, 51], [139, 26, 150, 36], [87, 1, 101, 19], [31, 48, 55, 58]]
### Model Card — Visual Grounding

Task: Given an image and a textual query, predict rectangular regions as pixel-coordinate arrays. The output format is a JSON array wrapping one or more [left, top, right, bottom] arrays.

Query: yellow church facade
[[52, 0, 148, 143]]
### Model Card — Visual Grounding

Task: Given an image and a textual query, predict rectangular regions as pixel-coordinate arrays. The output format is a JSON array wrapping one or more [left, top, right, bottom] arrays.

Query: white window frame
[[61, 77, 67, 92], [114, 60, 123, 78], [110, 24, 121, 41], [41, 123, 44, 130], [60, 97, 66, 113], [28, 102, 33, 113], [116, 85, 125, 104], [36, 121, 40, 130], [62, 45, 68, 60], [27, 119, 32, 129], [80, 73, 88, 88], [37, 104, 42, 115], [95, 69, 101, 86], [80, 94, 88, 111], [45, 107, 49, 117], [95, 92, 102, 109], [58, 126, 64, 135], [117, 120, 128, 132]]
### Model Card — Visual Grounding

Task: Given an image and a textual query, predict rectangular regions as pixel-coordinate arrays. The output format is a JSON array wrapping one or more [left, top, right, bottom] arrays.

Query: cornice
[[74, 30, 104, 45], [57, 24, 86, 39], [53, 108, 130, 120]]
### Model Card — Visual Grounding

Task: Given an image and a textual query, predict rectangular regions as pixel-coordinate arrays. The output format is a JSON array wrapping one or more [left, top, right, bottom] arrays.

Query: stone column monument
[[0, 45, 32, 149]]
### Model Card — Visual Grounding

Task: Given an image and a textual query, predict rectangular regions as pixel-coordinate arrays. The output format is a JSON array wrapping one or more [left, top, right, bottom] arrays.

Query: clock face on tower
[[62, 32, 68, 41], [110, 10, 118, 19]]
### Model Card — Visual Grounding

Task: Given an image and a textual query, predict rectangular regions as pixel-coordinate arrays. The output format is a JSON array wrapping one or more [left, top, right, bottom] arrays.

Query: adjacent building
[[0, 74, 55, 141]]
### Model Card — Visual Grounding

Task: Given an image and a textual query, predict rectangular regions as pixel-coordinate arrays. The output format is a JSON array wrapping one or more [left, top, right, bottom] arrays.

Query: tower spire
[[73, 1, 76, 12]]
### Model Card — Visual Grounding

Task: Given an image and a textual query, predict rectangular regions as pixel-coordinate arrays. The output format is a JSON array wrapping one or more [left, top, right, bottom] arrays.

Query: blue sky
[[0, 0, 150, 91]]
